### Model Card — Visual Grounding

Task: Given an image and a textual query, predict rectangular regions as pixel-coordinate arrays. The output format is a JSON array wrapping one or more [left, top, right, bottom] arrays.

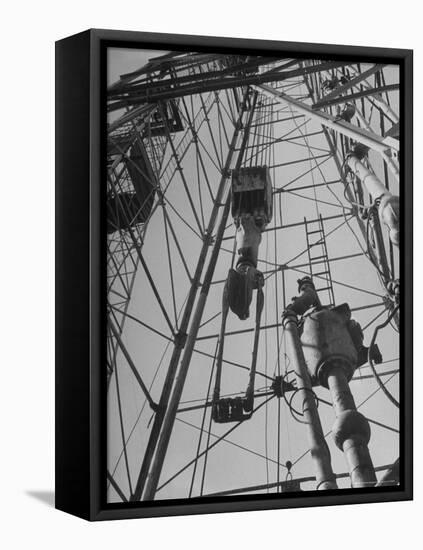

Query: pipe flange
[[332, 410, 371, 450]]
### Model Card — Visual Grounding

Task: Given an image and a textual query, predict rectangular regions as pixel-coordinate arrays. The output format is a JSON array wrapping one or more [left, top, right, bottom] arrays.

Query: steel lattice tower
[[105, 51, 400, 503]]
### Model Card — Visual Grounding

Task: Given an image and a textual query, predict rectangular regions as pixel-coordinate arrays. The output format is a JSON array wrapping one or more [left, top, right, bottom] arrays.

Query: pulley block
[[231, 166, 273, 226]]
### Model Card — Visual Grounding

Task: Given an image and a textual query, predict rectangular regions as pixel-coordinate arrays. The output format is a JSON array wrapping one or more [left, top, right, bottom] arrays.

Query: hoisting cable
[[212, 272, 264, 422], [212, 90, 269, 423], [368, 305, 400, 408], [188, 339, 219, 497], [246, 277, 265, 407]]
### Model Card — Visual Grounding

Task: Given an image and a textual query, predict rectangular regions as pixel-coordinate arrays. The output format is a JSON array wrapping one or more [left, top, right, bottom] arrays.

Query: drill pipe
[[327, 365, 376, 488], [283, 312, 337, 490], [347, 154, 399, 246]]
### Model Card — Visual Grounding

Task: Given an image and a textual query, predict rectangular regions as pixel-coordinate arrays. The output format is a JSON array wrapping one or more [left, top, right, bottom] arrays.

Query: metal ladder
[[304, 214, 335, 307]]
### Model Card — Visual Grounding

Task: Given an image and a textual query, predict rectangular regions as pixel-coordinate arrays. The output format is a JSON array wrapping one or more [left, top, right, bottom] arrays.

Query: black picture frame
[[55, 28, 413, 521]]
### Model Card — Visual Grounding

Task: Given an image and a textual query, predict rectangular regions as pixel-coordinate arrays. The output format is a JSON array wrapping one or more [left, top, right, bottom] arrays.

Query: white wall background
[[0, 1, 420, 548]]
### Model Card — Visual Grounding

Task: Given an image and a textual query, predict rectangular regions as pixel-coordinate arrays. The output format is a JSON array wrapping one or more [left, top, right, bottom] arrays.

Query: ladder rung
[[310, 261, 325, 267], [313, 271, 329, 276], [309, 255, 327, 261], [307, 229, 323, 235], [317, 286, 332, 292]]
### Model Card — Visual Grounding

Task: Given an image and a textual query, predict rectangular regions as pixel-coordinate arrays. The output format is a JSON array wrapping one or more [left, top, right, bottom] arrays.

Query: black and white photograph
[[106, 46, 404, 504], [2, 0, 420, 544]]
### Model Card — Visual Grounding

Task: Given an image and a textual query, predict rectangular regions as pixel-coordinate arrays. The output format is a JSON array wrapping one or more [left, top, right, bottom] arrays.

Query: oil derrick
[[106, 52, 401, 502]]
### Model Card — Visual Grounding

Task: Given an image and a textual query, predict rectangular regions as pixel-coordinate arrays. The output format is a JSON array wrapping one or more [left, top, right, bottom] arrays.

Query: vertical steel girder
[[136, 100, 251, 502], [143, 192, 234, 501]]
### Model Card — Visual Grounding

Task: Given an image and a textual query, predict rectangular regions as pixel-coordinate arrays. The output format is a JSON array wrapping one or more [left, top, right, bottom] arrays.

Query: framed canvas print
[[55, 29, 413, 521]]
